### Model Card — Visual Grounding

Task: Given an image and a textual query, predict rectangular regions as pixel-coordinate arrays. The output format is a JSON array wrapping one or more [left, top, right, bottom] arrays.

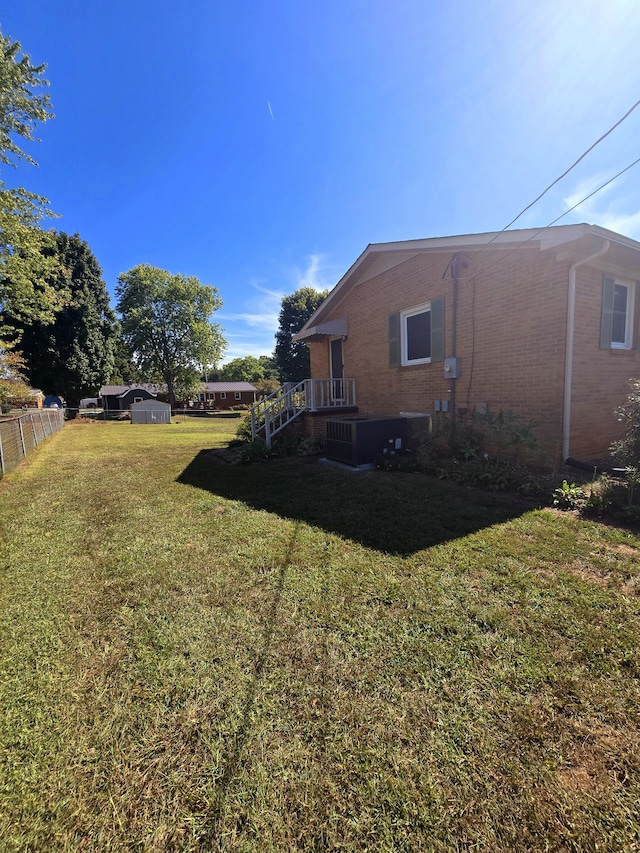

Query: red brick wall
[[570, 266, 639, 460], [307, 248, 640, 465]]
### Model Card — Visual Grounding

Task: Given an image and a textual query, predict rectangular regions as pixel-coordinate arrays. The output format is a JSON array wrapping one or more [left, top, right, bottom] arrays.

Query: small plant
[[374, 448, 419, 472], [294, 435, 323, 456], [448, 457, 519, 492], [552, 480, 586, 510], [474, 406, 541, 464], [237, 440, 273, 463], [610, 379, 640, 507], [581, 474, 613, 514], [236, 414, 254, 441]]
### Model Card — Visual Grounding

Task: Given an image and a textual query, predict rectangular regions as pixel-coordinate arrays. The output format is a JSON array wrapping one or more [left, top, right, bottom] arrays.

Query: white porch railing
[[251, 378, 356, 447]]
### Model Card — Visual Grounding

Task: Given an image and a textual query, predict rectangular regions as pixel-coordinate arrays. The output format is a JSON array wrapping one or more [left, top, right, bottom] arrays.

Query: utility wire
[[467, 153, 640, 283], [483, 98, 640, 247]]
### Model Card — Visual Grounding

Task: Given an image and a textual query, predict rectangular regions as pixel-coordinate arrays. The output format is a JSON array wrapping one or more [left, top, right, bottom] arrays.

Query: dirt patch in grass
[[559, 719, 640, 797]]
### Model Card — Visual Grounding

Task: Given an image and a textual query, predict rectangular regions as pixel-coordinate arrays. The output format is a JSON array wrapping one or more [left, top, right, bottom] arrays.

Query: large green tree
[[220, 354, 279, 383], [4, 232, 116, 411], [274, 287, 328, 383], [0, 29, 53, 168], [107, 335, 140, 385], [0, 188, 59, 325], [0, 28, 58, 326], [116, 264, 226, 407]]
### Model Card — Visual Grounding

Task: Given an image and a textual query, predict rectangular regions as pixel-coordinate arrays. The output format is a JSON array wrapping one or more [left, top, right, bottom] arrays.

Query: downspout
[[563, 238, 611, 461], [448, 254, 460, 431]]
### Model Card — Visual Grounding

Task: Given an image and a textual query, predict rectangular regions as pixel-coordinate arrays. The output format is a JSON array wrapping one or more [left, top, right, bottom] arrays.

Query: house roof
[[294, 223, 640, 341], [100, 384, 163, 397], [100, 382, 258, 396], [201, 382, 258, 392]]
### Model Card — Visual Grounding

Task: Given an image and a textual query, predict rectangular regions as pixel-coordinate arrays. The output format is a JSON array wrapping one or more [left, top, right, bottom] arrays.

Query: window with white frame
[[220, 392, 226, 400], [234, 391, 241, 400], [612, 281, 635, 348], [601, 276, 636, 350], [401, 303, 432, 365]]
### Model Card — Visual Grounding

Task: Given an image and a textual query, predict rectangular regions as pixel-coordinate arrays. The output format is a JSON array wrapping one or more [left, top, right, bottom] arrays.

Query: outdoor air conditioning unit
[[325, 417, 408, 467]]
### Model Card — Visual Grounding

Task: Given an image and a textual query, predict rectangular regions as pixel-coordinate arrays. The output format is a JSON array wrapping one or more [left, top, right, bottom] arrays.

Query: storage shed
[[130, 399, 171, 424]]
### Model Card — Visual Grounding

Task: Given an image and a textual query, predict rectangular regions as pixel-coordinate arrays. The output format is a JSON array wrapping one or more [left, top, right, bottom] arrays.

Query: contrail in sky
[[267, 100, 274, 120]]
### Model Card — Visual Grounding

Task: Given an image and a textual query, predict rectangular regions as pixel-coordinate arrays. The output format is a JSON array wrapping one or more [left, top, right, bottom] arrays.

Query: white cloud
[[218, 282, 283, 334], [563, 172, 640, 240], [562, 173, 614, 213], [216, 254, 339, 364], [292, 254, 336, 292]]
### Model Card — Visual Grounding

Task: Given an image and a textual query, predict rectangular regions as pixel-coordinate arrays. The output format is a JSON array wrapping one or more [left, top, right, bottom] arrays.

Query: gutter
[[562, 238, 611, 461]]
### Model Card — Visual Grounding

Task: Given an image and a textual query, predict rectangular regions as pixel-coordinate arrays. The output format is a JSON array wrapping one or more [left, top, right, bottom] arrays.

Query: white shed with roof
[[130, 399, 171, 424]]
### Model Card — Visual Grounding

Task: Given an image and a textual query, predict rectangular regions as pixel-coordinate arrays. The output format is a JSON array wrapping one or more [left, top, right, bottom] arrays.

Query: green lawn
[[1, 418, 639, 852]]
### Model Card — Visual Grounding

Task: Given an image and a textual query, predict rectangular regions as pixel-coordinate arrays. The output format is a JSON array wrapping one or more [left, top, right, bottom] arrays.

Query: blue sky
[[3, 0, 640, 363]]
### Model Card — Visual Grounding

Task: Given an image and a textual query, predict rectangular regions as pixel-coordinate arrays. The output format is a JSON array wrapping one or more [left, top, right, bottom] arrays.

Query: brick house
[[265, 223, 640, 466], [194, 382, 258, 410], [101, 382, 258, 412]]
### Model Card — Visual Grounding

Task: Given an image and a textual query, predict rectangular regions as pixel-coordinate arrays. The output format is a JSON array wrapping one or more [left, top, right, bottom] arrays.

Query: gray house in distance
[[99, 384, 166, 412]]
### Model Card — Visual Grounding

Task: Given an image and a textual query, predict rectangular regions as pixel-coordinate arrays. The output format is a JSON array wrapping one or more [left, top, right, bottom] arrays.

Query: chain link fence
[[0, 409, 65, 476]]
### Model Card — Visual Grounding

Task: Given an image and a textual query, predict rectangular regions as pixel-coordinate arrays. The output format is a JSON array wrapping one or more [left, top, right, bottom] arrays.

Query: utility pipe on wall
[[450, 253, 460, 429], [563, 239, 610, 461]]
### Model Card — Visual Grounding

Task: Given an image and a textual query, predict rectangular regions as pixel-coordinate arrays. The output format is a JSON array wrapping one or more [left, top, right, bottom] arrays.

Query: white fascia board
[[296, 224, 629, 336]]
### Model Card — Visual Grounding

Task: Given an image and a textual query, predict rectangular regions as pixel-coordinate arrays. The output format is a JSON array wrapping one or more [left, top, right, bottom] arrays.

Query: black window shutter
[[431, 297, 445, 362], [388, 313, 400, 367], [600, 276, 615, 349]]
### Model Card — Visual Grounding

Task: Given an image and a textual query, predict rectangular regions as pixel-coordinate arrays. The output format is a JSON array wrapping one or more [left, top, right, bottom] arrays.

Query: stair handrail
[[251, 380, 308, 445]]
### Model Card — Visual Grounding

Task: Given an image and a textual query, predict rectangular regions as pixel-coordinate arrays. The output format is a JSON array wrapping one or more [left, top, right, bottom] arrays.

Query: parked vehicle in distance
[[80, 398, 99, 408]]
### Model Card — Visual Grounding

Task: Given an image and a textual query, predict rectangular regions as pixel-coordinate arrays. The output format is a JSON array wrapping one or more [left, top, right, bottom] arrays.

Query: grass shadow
[[177, 452, 537, 556], [197, 524, 296, 846]]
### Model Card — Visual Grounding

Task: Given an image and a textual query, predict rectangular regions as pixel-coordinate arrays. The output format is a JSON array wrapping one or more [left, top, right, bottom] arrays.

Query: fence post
[[31, 414, 38, 446], [0, 427, 4, 475], [18, 417, 26, 457]]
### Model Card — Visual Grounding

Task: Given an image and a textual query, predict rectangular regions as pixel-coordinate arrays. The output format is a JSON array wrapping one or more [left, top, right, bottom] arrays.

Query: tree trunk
[[166, 375, 176, 409]]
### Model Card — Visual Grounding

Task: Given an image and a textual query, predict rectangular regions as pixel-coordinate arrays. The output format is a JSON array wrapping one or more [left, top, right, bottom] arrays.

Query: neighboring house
[[100, 384, 166, 412], [194, 382, 258, 410], [253, 223, 640, 466], [100, 382, 258, 412]]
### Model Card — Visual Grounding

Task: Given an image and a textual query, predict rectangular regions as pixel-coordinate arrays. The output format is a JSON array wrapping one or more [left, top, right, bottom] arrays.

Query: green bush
[[610, 379, 640, 507], [237, 440, 274, 463], [552, 480, 586, 510], [236, 414, 253, 441]]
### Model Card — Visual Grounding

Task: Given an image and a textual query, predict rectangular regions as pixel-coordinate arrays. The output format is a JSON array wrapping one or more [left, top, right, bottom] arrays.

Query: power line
[[485, 98, 640, 246], [467, 153, 640, 283]]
